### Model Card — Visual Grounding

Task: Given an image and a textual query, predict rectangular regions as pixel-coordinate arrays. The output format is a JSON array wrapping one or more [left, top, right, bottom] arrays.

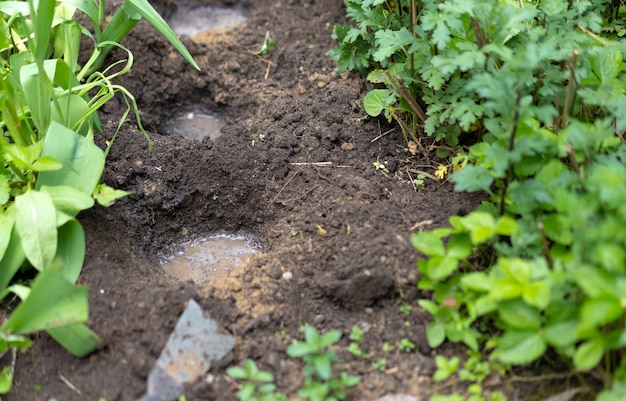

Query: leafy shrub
[[331, 0, 626, 397], [0, 0, 197, 392]]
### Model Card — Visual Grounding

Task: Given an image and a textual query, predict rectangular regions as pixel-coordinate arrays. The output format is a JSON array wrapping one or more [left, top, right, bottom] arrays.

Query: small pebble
[[282, 271, 293, 280], [365, 307, 374, 314]]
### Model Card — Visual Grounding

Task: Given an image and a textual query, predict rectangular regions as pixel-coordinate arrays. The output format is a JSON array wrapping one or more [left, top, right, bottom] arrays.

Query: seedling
[[373, 161, 389, 173], [397, 338, 416, 353], [372, 358, 387, 372], [256, 31, 277, 56], [227, 359, 286, 401]]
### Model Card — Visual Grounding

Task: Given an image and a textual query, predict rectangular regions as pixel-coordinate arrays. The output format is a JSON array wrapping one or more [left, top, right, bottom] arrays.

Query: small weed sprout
[[372, 358, 387, 372], [373, 160, 389, 173], [397, 338, 416, 353], [227, 360, 286, 401]]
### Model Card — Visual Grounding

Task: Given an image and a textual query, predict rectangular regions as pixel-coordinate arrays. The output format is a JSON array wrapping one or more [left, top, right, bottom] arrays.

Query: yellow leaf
[[435, 164, 448, 180], [315, 224, 327, 235]]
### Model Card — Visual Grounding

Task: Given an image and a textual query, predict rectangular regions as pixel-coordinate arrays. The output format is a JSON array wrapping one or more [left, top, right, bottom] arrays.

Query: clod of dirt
[[320, 265, 395, 310]]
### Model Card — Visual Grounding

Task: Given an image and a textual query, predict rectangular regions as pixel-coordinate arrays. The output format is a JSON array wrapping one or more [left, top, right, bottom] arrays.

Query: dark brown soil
[[5, 1, 496, 400]]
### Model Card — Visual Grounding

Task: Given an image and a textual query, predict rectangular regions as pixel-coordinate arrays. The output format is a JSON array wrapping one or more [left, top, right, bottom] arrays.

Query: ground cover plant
[[0, 0, 196, 393], [331, 0, 626, 399]]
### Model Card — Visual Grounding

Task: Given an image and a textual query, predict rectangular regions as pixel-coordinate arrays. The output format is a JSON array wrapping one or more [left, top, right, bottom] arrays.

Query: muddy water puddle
[[168, 6, 246, 37], [160, 234, 260, 284], [164, 109, 223, 141]]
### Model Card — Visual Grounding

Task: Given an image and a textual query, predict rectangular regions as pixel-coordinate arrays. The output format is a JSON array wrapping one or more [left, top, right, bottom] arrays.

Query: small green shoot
[[256, 31, 277, 56]]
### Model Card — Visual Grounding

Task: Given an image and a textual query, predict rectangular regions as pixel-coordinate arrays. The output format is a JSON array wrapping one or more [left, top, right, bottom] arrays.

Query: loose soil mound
[[6, 1, 488, 400]]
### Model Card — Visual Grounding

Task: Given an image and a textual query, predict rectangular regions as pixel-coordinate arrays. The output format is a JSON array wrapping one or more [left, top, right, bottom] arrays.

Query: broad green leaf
[[575, 267, 616, 298], [313, 354, 333, 380], [59, 0, 99, 23], [37, 121, 105, 194], [447, 234, 472, 259], [422, 255, 459, 281], [573, 338, 604, 371], [363, 89, 394, 117], [14, 190, 57, 271], [0, 366, 12, 394], [47, 323, 100, 357], [499, 258, 531, 284], [319, 329, 342, 348], [411, 231, 445, 257], [40, 185, 94, 216], [490, 278, 523, 300], [30, 156, 62, 172], [1, 267, 88, 335], [544, 321, 578, 348], [0, 175, 9, 205], [55, 219, 85, 283], [495, 215, 518, 236], [542, 214, 572, 245], [418, 299, 440, 316], [426, 322, 446, 348], [92, 183, 131, 207], [49, 94, 93, 136], [498, 299, 541, 330], [461, 272, 492, 292], [497, 331, 546, 365], [451, 165, 494, 193], [0, 210, 16, 260], [592, 243, 625, 273], [522, 281, 550, 309], [463, 212, 496, 244], [580, 296, 623, 328], [0, 226, 25, 292]]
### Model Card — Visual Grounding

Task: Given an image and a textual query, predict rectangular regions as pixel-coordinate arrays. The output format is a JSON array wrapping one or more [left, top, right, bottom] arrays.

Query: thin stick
[[561, 49, 579, 129], [270, 168, 302, 204], [371, 128, 395, 142], [408, 168, 439, 181], [385, 71, 427, 122], [59, 375, 82, 396], [289, 162, 333, 166], [407, 170, 418, 192]]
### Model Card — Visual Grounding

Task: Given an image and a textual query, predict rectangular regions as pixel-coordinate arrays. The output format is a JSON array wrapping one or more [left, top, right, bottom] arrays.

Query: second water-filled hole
[[163, 108, 224, 141], [168, 5, 247, 37]]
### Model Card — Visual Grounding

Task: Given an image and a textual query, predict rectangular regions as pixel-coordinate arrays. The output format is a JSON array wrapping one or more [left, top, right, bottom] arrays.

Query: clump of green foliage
[[228, 325, 361, 401], [0, 0, 197, 393], [331, 0, 626, 399]]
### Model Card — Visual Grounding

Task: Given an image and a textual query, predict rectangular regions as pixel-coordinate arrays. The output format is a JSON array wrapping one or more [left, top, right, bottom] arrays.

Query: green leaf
[[463, 212, 496, 244], [0, 366, 12, 394], [580, 296, 623, 328], [495, 216, 518, 236], [421, 255, 459, 281], [426, 321, 446, 348], [497, 331, 546, 365], [47, 323, 100, 357], [575, 267, 616, 298], [37, 121, 105, 194], [0, 226, 25, 293], [92, 183, 132, 207], [447, 234, 472, 259], [522, 281, 550, 309], [544, 320, 578, 348], [40, 185, 95, 216], [498, 299, 541, 330], [573, 338, 604, 371], [126, 0, 199, 70], [363, 89, 394, 117], [411, 231, 446, 257], [313, 354, 333, 381], [1, 267, 88, 335], [451, 165, 494, 193], [14, 190, 57, 271], [55, 219, 85, 284], [461, 272, 492, 292]]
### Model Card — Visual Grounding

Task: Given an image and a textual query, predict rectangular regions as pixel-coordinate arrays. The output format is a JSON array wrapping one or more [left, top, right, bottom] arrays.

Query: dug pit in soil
[[168, 5, 246, 37], [163, 109, 224, 141], [160, 234, 260, 284]]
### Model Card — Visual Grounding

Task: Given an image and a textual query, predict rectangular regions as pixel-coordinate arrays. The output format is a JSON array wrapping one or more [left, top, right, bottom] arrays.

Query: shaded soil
[[5, 1, 507, 400]]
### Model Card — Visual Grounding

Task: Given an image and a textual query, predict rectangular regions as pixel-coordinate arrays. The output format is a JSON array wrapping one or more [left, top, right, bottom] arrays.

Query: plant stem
[[561, 49, 578, 129], [538, 222, 554, 269], [499, 91, 522, 216]]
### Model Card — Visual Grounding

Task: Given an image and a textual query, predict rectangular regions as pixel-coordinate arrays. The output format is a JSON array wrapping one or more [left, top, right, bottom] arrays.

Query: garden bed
[[6, 0, 499, 399]]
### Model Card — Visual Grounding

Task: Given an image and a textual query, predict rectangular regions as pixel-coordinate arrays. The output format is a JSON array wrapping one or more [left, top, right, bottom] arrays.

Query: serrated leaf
[[580, 296, 623, 328], [426, 322, 446, 348], [411, 231, 446, 257], [451, 164, 494, 193], [497, 331, 546, 365], [544, 320, 578, 348], [447, 234, 472, 259], [498, 299, 541, 330], [573, 338, 604, 371]]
